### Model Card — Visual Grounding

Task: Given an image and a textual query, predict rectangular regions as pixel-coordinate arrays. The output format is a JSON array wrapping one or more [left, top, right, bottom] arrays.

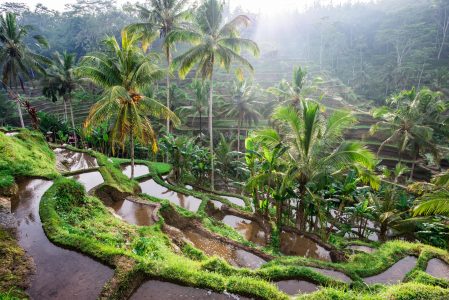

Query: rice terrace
[[1, 0, 449, 299]]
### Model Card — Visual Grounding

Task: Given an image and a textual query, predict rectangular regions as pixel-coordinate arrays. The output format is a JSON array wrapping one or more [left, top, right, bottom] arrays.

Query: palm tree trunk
[[67, 95, 77, 147], [166, 47, 171, 134], [16, 101, 25, 128], [237, 118, 241, 153], [63, 98, 68, 122], [209, 75, 214, 189], [296, 186, 306, 230], [130, 120, 135, 179], [410, 145, 418, 181], [199, 110, 202, 136]]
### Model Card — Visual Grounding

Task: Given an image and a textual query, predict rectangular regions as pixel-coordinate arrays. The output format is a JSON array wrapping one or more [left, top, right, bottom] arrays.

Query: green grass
[[4, 132, 449, 300], [0, 130, 58, 189], [298, 282, 449, 300], [39, 177, 288, 300], [0, 229, 30, 299]]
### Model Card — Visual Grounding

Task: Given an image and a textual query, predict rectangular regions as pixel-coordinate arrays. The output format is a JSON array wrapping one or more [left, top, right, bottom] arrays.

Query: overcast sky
[[4, 0, 369, 14]]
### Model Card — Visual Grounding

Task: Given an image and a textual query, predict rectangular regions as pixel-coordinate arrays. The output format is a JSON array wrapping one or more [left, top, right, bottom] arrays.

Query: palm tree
[[371, 88, 443, 179], [0, 12, 49, 128], [77, 31, 179, 179], [128, 0, 191, 134], [177, 79, 209, 135], [223, 81, 262, 152], [413, 171, 449, 217], [253, 101, 375, 230], [267, 66, 307, 107], [42, 51, 79, 146], [167, 0, 259, 188]]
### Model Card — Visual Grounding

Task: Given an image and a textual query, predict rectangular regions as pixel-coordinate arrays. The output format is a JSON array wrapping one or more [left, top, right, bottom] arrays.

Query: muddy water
[[54, 148, 98, 171], [280, 231, 331, 261], [108, 199, 155, 226], [70, 171, 104, 192], [426, 258, 449, 279], [222, 215, 266, 246], [184, 230, 266, 269], [11, 179, 113, 299], [275, 280, 318, 295], [309, 267, 351, 283], [122, 164, 150, 178], [222, 196, 245, 207], [348, 245, 375, 254], [5, 131, 19, 136], [363, 256, 417, 285], [211, 200, 224, 209], [131, 280, 249, 300], [139, 179, 202, 212]]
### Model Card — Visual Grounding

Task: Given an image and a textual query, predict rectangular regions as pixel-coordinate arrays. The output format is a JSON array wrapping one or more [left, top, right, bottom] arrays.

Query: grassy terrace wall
[[2, 132, 449, 299], [0, 130, 58, 191], [39, 178, 286, 300]]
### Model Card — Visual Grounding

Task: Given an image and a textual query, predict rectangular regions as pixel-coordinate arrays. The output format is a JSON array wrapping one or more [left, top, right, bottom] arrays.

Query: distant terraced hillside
[[2, 86, 98, 127]]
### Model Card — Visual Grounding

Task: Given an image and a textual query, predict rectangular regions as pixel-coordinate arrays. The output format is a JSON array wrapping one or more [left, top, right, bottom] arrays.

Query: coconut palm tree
[[0, 12, 49, 128], [42, 51, 79, 146], [267, 66, 307, 107], [253, 101, 376, 230], [222, 80, 262, 152], [371, 88, 444, 179], [167, 0, 259, 188], [413, 171, 449, 217], [177, 79, 209, 135], [77, 31, 179, 179], [127, 0, 191, 134]]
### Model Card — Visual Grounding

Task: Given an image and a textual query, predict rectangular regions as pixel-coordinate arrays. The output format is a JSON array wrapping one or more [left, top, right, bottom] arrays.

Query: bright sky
[[4, 0, 368, 14]]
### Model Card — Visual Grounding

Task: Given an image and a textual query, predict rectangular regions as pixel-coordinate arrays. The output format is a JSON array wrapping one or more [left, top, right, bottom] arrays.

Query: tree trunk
[[67, 95, 77, 147], [438, 8, 449, 60], [237, 118, 241, 153], [276, 200, 282, 227], [409, 145, 419, 181], [199, 110, 202, 136], [16, 101, 25, 128], [379, 222, 388, 242], [209, 75, 215, 189], [166, 47, 171, 134], [130, 121, 135, 179], [63, 98, 68, 122], [296, 187, 306, 231]]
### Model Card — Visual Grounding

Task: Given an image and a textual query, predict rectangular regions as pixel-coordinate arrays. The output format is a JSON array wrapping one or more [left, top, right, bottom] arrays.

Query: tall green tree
[[177, 79, 209, 135], [223, 80, 261, 152], [254, 101, 375, 230], [42, 51, 79, 145], [167, 0, 259, 188], [371, 88, 446, 179], [128, 0, 191, 134], [77, 31, 179, 178], [0, 12, 49, 127]]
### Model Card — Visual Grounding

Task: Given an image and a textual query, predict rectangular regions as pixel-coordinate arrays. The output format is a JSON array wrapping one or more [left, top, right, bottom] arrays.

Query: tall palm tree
[[254, 101, 375, 230], [223, 80, 262, 153], [77, 31, 179, 179], [42, 51, 79, 146], [127, 0, 191, 134], [177, 79, 209, 135], [167, 0, 259, 188], [0, 12, 49, 128], [371, 88, 442, 179]]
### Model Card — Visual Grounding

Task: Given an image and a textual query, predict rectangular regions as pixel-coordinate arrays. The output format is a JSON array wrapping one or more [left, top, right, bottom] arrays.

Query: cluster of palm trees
[[371, 87, 448, 179], [1, 0, 259, 182], [246, 99, 376, 233]]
